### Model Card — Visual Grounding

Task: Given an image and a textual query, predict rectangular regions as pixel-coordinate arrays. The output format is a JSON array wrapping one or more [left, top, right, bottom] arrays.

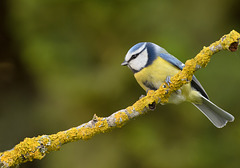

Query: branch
[[0, 30, 239, 168]]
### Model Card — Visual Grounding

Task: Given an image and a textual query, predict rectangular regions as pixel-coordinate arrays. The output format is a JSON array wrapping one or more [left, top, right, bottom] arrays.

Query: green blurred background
[[1, 0, 240, 167]]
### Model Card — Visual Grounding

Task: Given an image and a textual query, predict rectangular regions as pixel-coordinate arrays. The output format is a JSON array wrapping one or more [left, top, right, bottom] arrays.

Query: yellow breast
[[134, 56, 180, 91]]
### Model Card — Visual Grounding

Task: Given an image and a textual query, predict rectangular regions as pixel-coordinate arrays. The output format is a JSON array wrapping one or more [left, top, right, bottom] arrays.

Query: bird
[[121, 42, 234, 128]]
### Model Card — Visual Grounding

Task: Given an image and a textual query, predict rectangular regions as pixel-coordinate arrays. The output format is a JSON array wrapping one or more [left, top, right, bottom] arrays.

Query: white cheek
[[129, 49, 148, 71]]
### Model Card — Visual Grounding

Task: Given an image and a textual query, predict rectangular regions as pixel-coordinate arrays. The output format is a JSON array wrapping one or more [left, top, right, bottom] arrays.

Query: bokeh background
[[1, 0, 240, 167]]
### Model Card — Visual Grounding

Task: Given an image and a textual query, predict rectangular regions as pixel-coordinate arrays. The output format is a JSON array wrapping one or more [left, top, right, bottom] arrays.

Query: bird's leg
[[139, 89, 150, 99], [139, 94, 146, 99], [165, 76, 172, 86]]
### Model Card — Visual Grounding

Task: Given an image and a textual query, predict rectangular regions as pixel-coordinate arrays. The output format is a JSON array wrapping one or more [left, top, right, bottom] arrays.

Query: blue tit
[[121, 42, 234, 128]]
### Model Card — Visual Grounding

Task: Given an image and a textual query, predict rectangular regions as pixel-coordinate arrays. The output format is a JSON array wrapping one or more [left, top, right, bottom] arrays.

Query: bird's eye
[[131, 53, 139, 59]]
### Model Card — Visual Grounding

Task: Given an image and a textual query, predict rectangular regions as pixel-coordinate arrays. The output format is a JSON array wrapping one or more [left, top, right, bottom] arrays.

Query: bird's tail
[[193, 96, 234, 128]]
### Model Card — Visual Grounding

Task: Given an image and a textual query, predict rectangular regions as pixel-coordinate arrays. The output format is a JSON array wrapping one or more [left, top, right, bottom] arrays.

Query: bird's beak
[[121, 61, 128, 66]]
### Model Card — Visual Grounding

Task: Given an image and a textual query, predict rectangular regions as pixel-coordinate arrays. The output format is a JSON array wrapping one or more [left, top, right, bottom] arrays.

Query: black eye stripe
[[129, 46, 146, 62], [131, 53, 139, 59]]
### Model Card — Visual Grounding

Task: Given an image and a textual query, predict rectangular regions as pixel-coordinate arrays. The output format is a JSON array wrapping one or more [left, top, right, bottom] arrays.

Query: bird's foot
[[165, 76, 172, 86], [139, 94, 146, 99]]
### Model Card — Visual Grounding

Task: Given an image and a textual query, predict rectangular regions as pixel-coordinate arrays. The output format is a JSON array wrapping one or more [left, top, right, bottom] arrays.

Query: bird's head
[[121, 42, 161, 73]]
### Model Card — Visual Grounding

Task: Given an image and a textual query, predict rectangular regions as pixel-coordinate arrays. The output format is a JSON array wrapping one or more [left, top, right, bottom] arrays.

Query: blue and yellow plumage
[[122, 42, 234, 128]]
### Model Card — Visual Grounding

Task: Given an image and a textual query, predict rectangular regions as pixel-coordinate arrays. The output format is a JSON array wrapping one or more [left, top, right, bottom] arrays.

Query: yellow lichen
[[78, 127, 93, 140], [222, 30, 240, 50], [132, 99, 148, 113], [94, 118, 110, 133], [125, 106, 135, 114], [114, 112, 129, 128], [0, 137, 45, 167]]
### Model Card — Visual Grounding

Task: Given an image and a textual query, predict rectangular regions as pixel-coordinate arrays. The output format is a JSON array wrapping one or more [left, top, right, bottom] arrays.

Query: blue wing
[[159, 53, 185, 70], [159, 53, 209, 99]]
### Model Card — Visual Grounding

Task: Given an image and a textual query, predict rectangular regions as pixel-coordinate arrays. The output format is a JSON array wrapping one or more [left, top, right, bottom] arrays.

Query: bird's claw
[[165, 76, 172, 86], [139, 95, 146, 99]]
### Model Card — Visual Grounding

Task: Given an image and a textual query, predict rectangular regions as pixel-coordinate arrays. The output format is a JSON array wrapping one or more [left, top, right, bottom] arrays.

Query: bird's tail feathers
[[193, 96, 234, 128]]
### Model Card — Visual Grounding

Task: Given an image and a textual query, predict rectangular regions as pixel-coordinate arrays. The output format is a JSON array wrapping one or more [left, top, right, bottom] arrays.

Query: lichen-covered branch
[[0, 30, 239, 168]]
